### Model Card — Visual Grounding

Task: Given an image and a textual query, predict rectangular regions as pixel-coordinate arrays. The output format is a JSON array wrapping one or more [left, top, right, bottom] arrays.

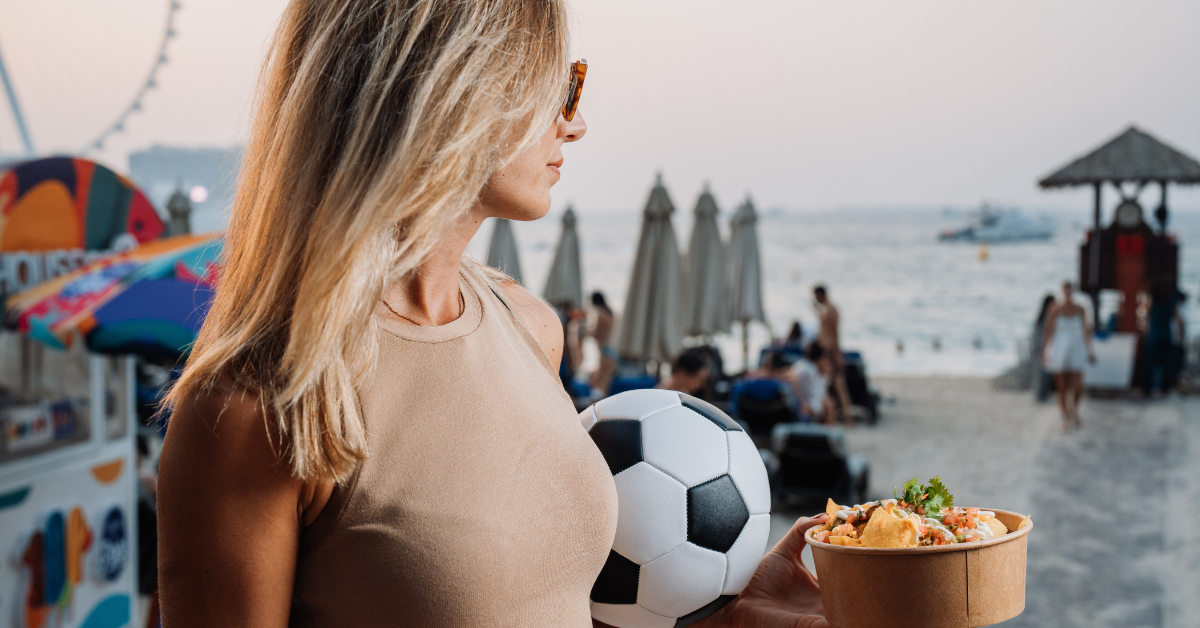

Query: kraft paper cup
[[806, 509, 1031, 628]]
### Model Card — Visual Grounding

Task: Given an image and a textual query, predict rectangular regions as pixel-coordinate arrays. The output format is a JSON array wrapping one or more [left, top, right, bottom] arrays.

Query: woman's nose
[[561, 112, 587, 143]]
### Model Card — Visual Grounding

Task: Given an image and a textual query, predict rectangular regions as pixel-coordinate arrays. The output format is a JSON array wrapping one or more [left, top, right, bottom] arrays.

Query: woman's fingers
[[770, 514, 828, 560]]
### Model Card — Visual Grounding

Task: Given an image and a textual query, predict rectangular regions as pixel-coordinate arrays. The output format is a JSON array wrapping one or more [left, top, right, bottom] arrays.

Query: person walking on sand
[[1042, 282, 1095, 429], [813, 285, 853, 424], [154, 3, 831, 625]]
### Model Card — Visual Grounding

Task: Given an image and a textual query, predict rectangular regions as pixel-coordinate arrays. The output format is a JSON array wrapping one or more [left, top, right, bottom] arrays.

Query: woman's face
[[478, 113, 587, 221]]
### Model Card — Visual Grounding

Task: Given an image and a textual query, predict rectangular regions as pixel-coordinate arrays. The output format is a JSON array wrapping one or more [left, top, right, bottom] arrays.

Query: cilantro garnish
[[892, 476, 955, 513]]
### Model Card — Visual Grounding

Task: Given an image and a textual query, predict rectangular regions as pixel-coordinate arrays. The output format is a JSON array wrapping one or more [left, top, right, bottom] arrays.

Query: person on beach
[[1032, 294, 1056, 402], [1042, 282, 1095, 428], [657, 348, 711, 396], [154, 2, 829, 627], [588, 290, 617, 394], [795, 343, 833, 423], [1142, 281, 1184, 397], [813, 285, 854, 425]]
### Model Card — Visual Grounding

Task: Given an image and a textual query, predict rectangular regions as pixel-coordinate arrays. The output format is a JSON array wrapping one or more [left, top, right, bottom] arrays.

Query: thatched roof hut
[[1039, 126, 1200, 188]]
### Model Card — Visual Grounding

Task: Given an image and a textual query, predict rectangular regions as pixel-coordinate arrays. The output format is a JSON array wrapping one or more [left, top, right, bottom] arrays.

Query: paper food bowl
[[806, 509, 1032, 628]]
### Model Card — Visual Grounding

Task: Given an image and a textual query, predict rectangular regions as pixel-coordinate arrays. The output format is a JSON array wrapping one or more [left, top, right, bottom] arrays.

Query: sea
[[460, 206, 1200, 378]]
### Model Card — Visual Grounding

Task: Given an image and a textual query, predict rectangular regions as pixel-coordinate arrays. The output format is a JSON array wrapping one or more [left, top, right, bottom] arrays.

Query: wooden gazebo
[[1039, 126, 1200, 330]]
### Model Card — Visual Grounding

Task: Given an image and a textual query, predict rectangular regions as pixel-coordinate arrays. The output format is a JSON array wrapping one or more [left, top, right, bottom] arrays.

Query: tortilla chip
[[828, 535, 863, 547], [860, 508, 922, 548], [983, 518, 1008, 537], [1018, 516, 1032, 530], [826, 498, 847, 520]]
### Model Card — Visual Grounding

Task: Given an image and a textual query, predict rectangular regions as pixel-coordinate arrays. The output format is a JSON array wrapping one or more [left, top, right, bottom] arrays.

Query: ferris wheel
[[0, 0, 181, 159]]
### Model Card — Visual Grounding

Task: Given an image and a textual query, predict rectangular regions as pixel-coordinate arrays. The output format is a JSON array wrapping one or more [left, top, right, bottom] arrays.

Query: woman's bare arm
[[157, 384, 329, 627]]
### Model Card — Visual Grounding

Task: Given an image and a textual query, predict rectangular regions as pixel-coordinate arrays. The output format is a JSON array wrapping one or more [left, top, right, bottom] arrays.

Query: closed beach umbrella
[[542, 206, 584, 309], [728, 196, 766, 368], [486, 218, 523, 284], [6, 233, 222, 358], [683, 183, 729, 337], [617, 173, 683, 363]]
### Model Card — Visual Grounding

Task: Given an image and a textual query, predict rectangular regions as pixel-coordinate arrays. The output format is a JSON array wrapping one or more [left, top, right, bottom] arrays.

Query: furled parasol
[[485, 218, 523, 284], [683, 183, 729, 337], [727, 195, 766, 369], [543, 206, 583, 309], [5, 233, 221, 358], [616, 173, 683, 364]]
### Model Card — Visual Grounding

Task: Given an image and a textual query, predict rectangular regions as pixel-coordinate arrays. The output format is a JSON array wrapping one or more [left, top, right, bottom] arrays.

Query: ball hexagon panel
[[637, 542, 728, 618], [641, 406, 729, 487], [590, 419, 643, 475], [680, 394, 744, 432], [721, 513, 771, 595], [726, 430, 771, 516], [591, 550, 641, 604], [686, 475, 749, 553], [590, 602, 675, 628], [596, 389, 682, 421], [612, 462, 689, 564]]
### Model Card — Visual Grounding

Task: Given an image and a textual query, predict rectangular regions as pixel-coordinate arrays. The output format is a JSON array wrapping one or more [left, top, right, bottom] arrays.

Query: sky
[[1, 0, 1198, 214]]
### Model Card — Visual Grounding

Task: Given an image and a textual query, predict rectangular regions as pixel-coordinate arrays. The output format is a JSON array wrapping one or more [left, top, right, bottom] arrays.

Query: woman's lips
[[547, 159, 563, 177]]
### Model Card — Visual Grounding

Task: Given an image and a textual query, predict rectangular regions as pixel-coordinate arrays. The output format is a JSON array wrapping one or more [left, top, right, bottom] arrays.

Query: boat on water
[[939, 205, 1055, 242]]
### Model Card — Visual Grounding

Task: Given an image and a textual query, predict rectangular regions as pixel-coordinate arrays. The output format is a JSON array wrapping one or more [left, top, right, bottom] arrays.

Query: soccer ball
[[581, 389, 771, 628]]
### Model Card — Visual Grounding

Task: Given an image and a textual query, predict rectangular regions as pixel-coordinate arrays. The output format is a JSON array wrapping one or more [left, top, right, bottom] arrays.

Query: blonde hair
[[163, 0, 571, 480]]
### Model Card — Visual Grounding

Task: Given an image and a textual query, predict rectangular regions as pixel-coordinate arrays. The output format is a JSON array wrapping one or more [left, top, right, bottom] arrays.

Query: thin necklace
[[381, 291, 464, 326]]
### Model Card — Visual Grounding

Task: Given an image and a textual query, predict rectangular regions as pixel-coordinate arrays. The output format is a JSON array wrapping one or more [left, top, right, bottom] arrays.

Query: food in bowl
[[813, 476, 1030, 548]]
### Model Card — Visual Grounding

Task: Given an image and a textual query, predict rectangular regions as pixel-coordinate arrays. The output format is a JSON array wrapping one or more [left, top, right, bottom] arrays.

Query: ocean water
[[467, 206, 1200, 377]]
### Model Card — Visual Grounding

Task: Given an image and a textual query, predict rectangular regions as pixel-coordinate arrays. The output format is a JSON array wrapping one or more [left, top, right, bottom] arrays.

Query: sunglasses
[[562, 59, 587, 122]]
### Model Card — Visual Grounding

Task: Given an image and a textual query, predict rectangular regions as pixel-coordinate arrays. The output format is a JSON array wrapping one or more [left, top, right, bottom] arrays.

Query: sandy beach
[[771, 376, 1200, 628]]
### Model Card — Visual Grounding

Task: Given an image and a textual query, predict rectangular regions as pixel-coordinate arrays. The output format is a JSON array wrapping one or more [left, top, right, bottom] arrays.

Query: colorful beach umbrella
[[0, 157, 164, 252], [5, 233, 221, 357], [486, 218, 523, 284], [617, 173, 683, 363]]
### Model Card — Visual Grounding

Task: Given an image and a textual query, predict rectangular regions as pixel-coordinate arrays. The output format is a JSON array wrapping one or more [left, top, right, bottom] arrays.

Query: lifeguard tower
[[1039, 126, 1200, 388]]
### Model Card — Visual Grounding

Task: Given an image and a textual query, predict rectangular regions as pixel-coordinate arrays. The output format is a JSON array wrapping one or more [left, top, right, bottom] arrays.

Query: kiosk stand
[[0, 347, 138, 628]]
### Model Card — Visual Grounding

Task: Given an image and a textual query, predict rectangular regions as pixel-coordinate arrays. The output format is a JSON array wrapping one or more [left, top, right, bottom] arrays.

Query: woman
[[1042, 282, 1094, 428], [1032, 294, 1056, 402], [156, 1, 828, 627]]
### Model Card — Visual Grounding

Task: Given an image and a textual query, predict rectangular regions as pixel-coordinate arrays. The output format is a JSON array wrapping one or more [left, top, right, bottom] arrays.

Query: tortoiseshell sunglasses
[[562, 59, 587, 122]]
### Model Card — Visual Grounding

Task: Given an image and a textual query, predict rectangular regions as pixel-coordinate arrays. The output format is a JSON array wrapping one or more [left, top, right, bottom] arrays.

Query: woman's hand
[[694, 514, 832, 628]]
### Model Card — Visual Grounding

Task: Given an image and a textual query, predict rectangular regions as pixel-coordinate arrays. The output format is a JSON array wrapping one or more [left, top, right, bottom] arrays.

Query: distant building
[[128, 145, 242, 233]]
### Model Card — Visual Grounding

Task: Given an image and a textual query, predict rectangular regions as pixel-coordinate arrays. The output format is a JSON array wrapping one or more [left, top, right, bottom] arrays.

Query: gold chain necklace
[[381, 291, 464, 326]]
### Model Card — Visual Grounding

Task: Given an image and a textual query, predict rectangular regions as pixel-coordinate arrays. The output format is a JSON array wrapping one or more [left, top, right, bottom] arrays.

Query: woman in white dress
[[1041, 282, 1095, 428]]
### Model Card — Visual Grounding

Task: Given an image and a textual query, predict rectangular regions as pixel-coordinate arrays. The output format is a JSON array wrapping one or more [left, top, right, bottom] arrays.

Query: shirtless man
[[588, 291, 617, 394], [814, 285, 854, 424]]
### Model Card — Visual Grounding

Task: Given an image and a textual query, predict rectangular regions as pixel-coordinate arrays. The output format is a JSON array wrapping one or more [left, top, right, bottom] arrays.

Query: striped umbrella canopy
[[6, 233, 221, 358], [486, 218, 523, 284], [617, 173, 683, 363], [683, 183, 730, 337], [728, 196, 766, 368], [543, 206, 583, 309]]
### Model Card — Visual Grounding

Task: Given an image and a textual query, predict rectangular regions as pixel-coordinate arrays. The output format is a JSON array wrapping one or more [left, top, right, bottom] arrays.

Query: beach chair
[[770, 423, 869, 506], [842, 350, 880, 424], [729, 379, 798, 442]]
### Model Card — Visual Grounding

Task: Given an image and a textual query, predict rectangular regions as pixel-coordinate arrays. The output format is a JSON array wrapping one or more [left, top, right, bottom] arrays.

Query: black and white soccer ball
[[581, 389, 771, 628]]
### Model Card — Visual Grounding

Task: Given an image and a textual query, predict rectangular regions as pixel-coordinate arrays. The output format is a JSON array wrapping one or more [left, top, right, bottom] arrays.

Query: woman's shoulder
[[496, 279, 563, 366]]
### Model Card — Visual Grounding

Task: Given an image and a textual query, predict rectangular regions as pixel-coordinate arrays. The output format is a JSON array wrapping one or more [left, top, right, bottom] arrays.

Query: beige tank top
[[289, 261, 618, 627]]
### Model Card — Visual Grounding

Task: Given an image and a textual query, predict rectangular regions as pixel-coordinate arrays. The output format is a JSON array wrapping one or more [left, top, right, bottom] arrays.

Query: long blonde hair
[[163, 0, 570, 480]]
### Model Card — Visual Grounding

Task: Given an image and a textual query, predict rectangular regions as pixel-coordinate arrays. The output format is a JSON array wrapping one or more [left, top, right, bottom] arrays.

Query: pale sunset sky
[[1, 0, 1198, 212]]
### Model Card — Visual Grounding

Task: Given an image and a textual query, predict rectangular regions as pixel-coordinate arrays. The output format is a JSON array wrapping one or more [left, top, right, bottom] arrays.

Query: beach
[[771, 376, 1200, 628]]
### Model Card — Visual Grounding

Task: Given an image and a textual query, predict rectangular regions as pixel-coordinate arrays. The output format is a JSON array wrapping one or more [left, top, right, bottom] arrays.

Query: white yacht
[[939, 205, 1055, 242]]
